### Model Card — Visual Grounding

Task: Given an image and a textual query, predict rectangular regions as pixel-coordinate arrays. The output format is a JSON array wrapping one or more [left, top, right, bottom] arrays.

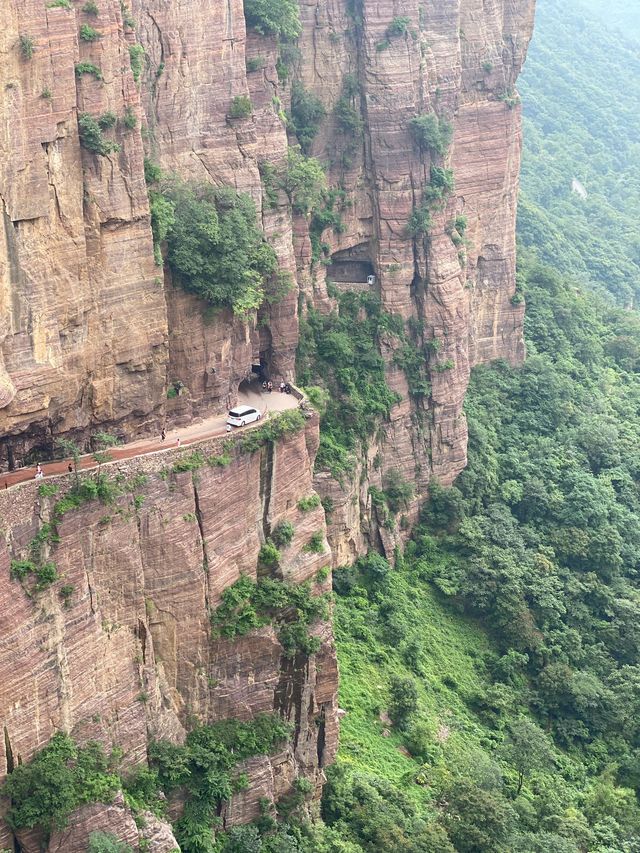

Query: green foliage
[[150, 714, 291, 852], [148, 190, 175, 266], [518, 0, 640, 304], [3, 733, 120, 832], [122, 106, 137, 129], [408, 113, 452, 156], [271, 520, 295, 548], [386, 16, 411, 37], [38, 482, 59, 497], [236, 409, 306, 454], [144, 158, 162, 184], [258, 161, 279, 208], [19, 35, 34, 59], [211, 575, 329, 657], [10, 559, 36, 582], [290, 84, 326, 153], [309, 187, 347, 261], [334, 95, 363, 137], [120, 2, 135, 28], [58, 584, 75, 605], [281, 147, 326, 214], [155, 179, 277, 314], [243, 0, 302, 39], [75, 62, 104, 81], [80, 24, 102, 40], [407, 202, 431, 238], [246, 56, 265, 72], [297, 494, 321, 511], [88, 832, 133, 853], [228, 95, 253, 119], [303, 531, 324, 554], [97, 111, 117, 129], [258, 539, 281, 571], [275, 42, 300, 84], [381, 469, 413, 514], [423, 165, 454, 206], [388, 675, 419, 728], [502, 718, 554, 794], [48, 0, 72, 7], [128, 44, 145, 82], [83, 1, 100, 14], [296, 291, 400, 477]]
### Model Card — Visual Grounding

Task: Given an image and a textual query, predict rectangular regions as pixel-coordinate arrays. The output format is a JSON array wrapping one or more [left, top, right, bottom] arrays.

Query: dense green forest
[[577, 0, 640, 39], [518, 0, 640, 306]]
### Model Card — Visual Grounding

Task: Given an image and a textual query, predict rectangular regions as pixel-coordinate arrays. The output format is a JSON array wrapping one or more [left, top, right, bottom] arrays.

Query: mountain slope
[[517, 0, 640, 305]]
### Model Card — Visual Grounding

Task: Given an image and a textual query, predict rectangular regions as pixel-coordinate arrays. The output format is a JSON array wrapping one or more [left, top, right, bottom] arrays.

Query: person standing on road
[[177, 437, 181, 448], [161, 428, 166, 442], [267, 381, 273, 393]]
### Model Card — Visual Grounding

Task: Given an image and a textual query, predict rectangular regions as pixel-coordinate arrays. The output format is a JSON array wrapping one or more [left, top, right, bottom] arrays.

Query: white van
[[226, 405, 262, 427]]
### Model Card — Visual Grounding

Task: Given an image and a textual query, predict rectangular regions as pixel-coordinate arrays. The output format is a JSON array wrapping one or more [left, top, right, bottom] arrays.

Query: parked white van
[[226, 405, 262, 427]]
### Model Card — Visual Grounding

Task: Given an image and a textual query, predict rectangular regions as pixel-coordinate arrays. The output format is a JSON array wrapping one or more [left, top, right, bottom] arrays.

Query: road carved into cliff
[[1, 388, 299, 491]]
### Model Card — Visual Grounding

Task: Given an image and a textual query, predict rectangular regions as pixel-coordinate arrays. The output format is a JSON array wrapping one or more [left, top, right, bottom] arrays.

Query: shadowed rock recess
[[0, 0, 535, 847]]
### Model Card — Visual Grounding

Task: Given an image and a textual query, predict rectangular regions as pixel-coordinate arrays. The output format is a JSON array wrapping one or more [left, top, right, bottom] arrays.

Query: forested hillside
[[578, 0, 640, 39], [518, 0, 640, 305], [321, 256, 640, 853]]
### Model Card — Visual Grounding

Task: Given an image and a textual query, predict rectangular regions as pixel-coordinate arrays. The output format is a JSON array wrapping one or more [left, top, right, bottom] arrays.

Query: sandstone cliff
[[0, 0, 535, 844], [0, 414, 336, 849]]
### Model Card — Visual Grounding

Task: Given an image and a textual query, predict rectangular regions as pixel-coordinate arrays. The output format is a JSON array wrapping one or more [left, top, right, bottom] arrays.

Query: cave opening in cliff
[[326, 243, 375, 286]]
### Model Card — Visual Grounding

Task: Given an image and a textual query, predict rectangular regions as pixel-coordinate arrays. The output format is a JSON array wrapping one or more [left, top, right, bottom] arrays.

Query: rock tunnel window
[[326, 243, 375, 285]]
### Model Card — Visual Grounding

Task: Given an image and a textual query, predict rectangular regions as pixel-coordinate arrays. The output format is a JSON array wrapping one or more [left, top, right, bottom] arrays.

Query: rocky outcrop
[[0, 0, 536, 842], [0, 0, 534, 516], [295, 0, 534, 556], [0, 414, 337, 846], [0, 1, 168, 468], [43, 793, 180, 853]]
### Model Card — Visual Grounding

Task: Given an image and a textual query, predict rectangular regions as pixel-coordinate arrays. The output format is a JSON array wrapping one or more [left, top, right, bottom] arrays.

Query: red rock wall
[[0, 1, 168, 464], [295, 0, 535, 556], [0, 416, 337, 848], [0, 0, 535, 532], [0, 0, 536, 841]]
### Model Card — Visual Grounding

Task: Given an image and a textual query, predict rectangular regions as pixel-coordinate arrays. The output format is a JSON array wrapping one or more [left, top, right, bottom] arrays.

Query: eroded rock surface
[[0, 416, 337, 845]]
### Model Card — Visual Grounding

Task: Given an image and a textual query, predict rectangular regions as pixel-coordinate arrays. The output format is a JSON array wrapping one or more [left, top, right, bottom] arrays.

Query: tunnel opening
[[326, 243, 375, 287]]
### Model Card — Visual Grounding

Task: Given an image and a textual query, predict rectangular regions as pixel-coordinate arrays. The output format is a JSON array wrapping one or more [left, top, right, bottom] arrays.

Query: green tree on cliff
[[243, 0, 301, 40]]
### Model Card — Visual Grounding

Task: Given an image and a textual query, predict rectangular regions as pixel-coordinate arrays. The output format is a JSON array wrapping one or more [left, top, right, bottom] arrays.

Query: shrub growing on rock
[[272, 520, 295, 548], [228, 95, 253, 119], [152, 180, 277, 314], [243, 0, 301, 39], [408, 112, 452, 156]]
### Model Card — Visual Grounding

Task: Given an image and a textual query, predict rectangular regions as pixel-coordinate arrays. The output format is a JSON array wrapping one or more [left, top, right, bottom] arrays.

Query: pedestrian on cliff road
[[161, 428, 166, 442], [279, 381, 286, 393], [177, 437, 181, 448], [267, 381, 273, 393], [68, 463, 73, 474]]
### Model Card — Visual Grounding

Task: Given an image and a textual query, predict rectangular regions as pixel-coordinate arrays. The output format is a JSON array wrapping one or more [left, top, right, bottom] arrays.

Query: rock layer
[[0, 0, 536, 843], [0, 416, 337, 847]]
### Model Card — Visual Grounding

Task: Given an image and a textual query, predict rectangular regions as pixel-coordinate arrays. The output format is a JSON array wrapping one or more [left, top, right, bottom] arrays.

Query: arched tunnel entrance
[[326, 242, 375, 290]]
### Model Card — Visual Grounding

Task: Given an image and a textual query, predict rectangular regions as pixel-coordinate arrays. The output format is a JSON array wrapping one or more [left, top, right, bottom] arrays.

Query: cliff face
[[0, 415, 337, 849], [297, 0, 535, 558], [0, 1, 168, 467], [0, 0, 535, 843]]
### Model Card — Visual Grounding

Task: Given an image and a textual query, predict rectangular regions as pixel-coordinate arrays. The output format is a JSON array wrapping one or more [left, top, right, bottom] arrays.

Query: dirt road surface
[[1, 387, 299, 491]]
